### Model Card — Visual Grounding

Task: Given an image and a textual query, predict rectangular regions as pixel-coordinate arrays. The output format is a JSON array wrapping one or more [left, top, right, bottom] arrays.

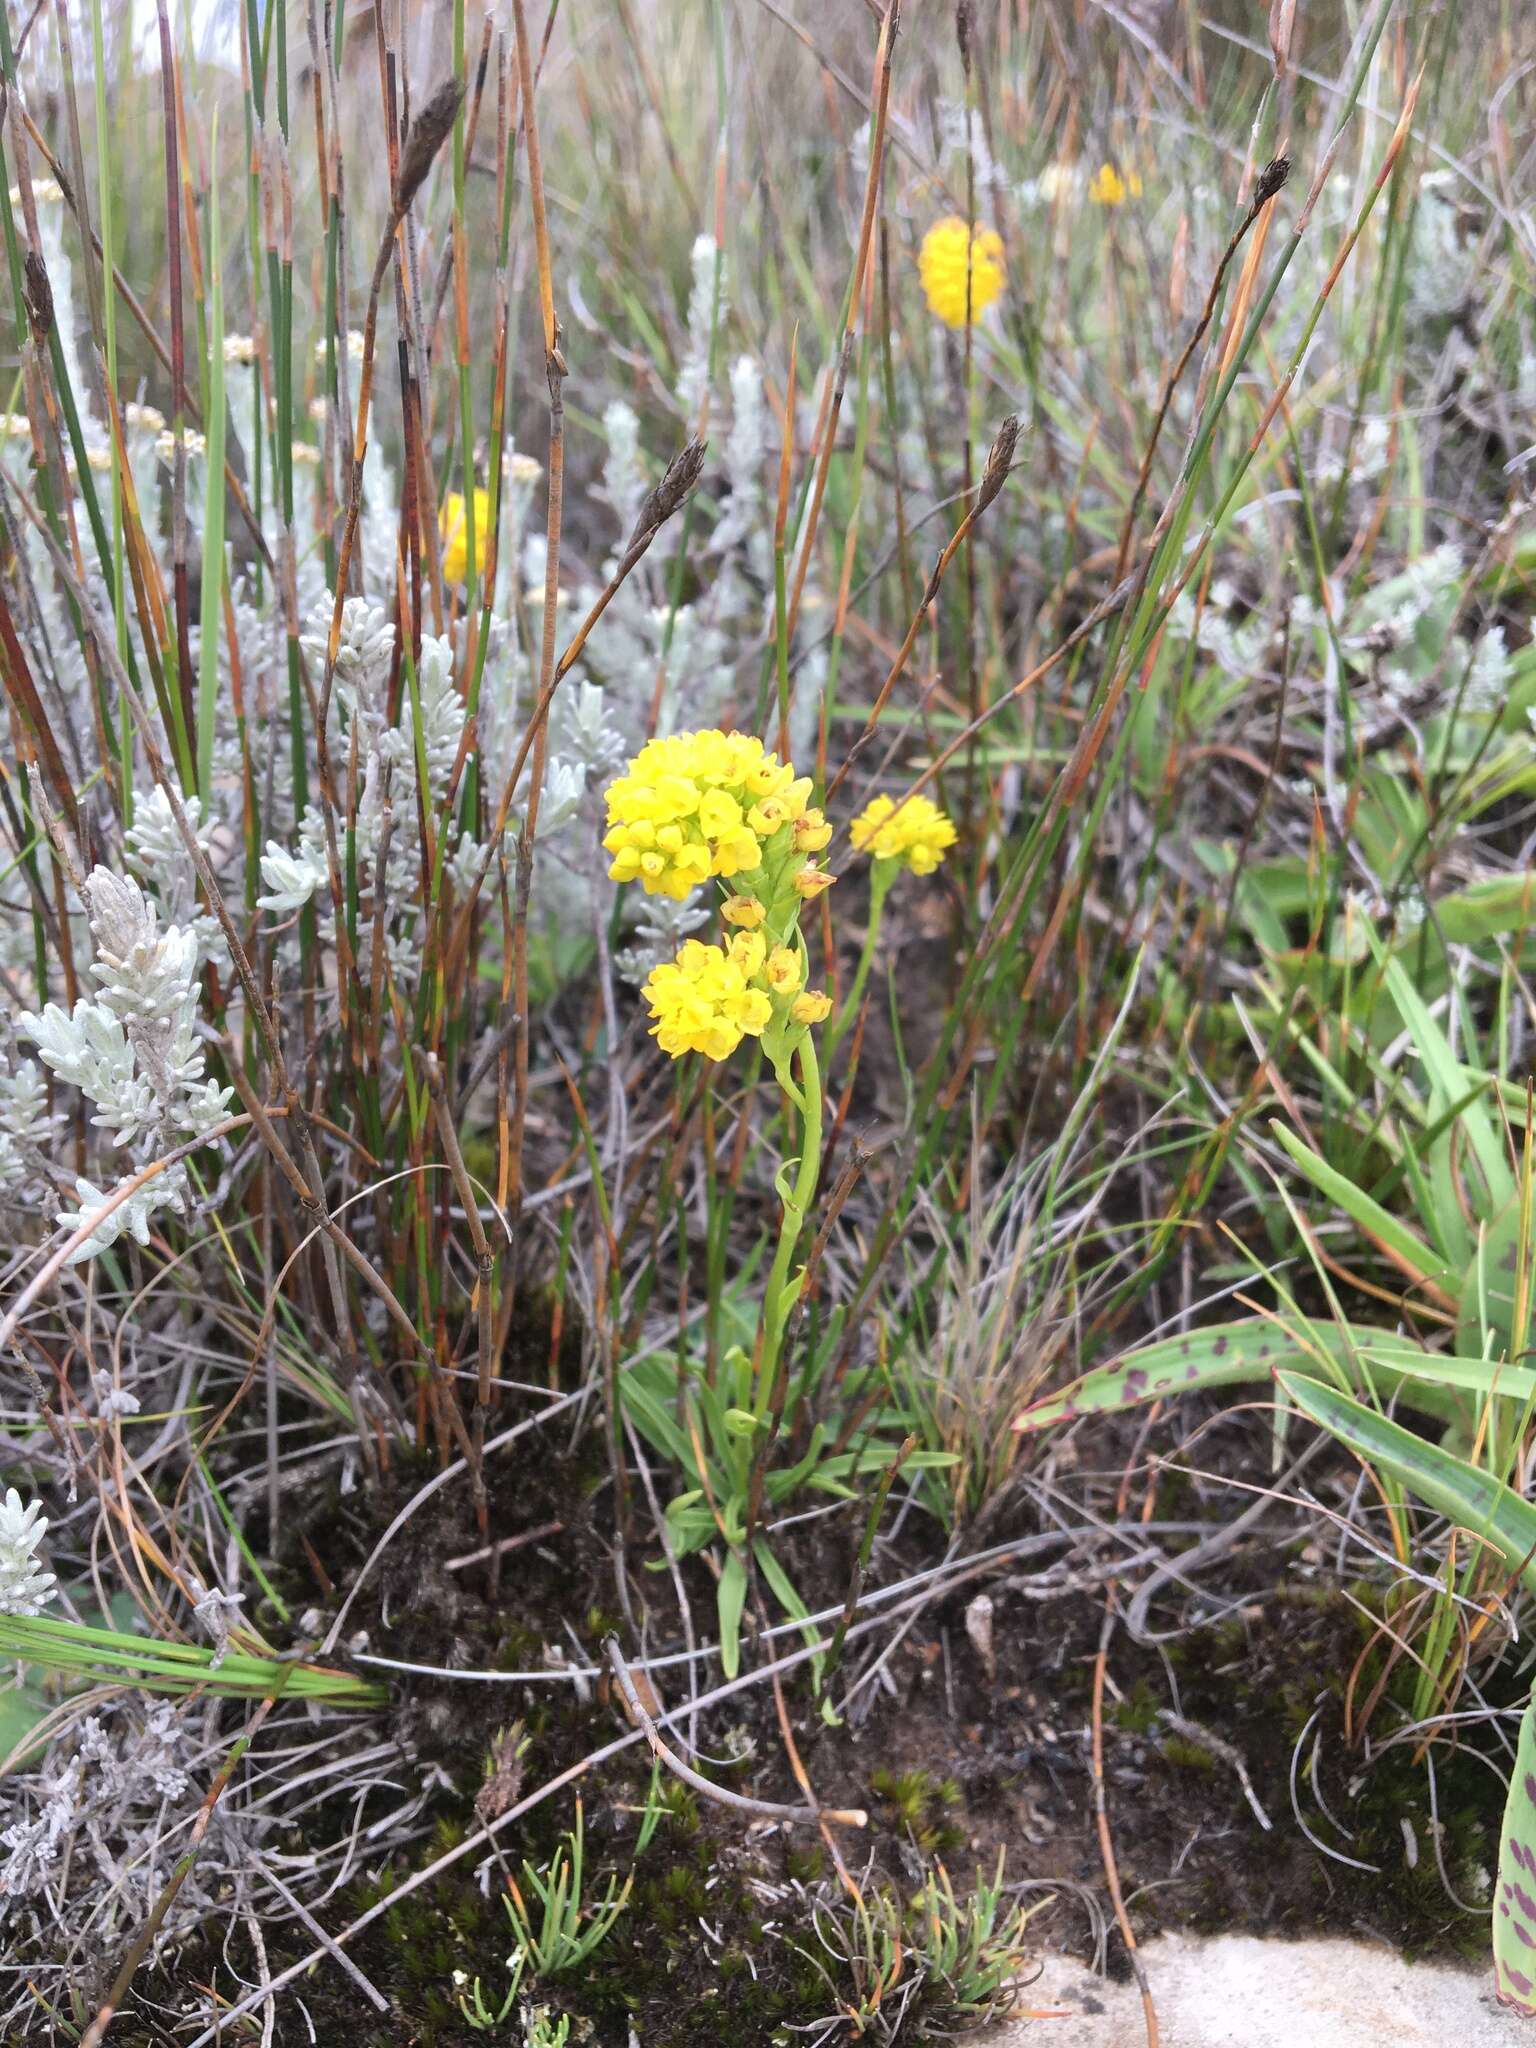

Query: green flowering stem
[[754, 1032, 823, 1424], [827, 861, 893, 1059]]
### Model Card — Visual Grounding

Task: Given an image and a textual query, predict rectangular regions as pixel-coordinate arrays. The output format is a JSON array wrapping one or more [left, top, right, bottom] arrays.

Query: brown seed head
[[22, 251, 53, 345], [628, 436, 707, 552], [977, 414, 1020, 515], [1255, 156, 1291, 206], [394, 79, 465, 217]]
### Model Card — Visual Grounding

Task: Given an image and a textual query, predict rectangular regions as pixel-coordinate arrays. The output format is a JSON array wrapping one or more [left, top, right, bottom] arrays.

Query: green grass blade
[[196, 109, 227, 801], [1376, 949, 1508, 1213], [1270, 1122, 1459, 1301]]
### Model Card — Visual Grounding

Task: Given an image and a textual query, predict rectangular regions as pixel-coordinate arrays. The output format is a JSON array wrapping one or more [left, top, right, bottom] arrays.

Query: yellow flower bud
[[721, 895, 765, 928], [697, 789, 744, 839], [791, 990, 833, 1026], [791, 865, 835, 899], [714, 826, 765, 877]]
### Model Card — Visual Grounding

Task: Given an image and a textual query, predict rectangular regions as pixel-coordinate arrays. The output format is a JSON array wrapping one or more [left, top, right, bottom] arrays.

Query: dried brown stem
[[605, 1637, 866, 1830]]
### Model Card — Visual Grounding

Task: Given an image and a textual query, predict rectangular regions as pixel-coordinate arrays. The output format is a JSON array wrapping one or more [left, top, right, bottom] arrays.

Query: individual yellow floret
[[849, 794, 958, 876], [440, 488, 491, 584], [721, 895, 765, 928], [604, 731, 809, 901], [792, 864, 835, 899], [918, 217, 1006, 328], [793, 809, 832, 853], [725, 930, 767, 980], [791, 990, 832, 1026], [1088, 163, 1142, 206], [643, 937, 775, 1062], [764, 946, 803, 995]]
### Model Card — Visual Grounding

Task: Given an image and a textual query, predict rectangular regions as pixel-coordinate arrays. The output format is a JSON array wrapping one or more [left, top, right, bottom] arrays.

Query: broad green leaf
[[618, 1354, 693, 1467], [1433, 874, 1536, 951], [0, 1667, 50, 1767], [1457, 1201, 1536, 1364], [1016, 1317, 1459, 1435], [717, 1549, 748, 1681], [1494, 1692, 1536, 2016], [1277, 1372, 1536, 1596], [1372, 1352, 1536, 1404], [753, 1538, 823, 1690], [1270, 1122, 1459, 1301]]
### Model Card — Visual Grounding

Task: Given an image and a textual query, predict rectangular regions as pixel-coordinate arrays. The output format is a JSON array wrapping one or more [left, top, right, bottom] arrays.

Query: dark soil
[[127, 1418, 1505, 2047]]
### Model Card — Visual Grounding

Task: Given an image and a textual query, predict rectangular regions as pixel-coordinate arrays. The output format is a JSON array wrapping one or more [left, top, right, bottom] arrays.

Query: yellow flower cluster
[[642, 934, 770, 1061], [644, 933, 835, 1062], [1088, 163, 1142, 207], [604, 731, 826, 903], [850, 794, 958, 876], [918, 217, 1006, 328], [440, 488, 491, 585]]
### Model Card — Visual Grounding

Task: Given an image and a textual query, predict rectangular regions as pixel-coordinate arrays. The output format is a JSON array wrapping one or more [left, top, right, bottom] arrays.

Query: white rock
[[981, 1934, 1522, 2048]]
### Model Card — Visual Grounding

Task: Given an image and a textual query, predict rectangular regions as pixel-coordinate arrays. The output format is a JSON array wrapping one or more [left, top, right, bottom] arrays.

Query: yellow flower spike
[[721, 896, 765, 929], [918, 216, 1006, 329], [791, 990, 832, 1026], [765, 946, 803, 996], [849, 794, 958, 876], [439, 488, 491, 585], [1088, 162, 1142, 207], [791, 865, 835, 900], [604, 730, 805, 899]]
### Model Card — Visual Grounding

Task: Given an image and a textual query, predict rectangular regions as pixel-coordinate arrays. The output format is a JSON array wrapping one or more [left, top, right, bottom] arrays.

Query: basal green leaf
[[1494, 1692, 1536, 2016], [1015, 1317, 1456, 1435], [1277, 1372, 1536, 1596], [717, 1548, 748, 1681]]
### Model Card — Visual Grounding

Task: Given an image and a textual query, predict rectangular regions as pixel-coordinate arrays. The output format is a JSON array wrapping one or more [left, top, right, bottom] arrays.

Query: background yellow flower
[[1088, 162, 1142, 206], [439, 487, 491, 584], [850, 793, 958, 876], [918, 217, 1005, 328]]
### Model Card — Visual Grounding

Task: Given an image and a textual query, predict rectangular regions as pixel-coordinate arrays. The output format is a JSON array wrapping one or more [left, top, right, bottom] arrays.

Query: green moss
[[1160, 1733, 1217, 1772], [870, 1766, 964, 1853], [1110, 1678, 1161, 1735]]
